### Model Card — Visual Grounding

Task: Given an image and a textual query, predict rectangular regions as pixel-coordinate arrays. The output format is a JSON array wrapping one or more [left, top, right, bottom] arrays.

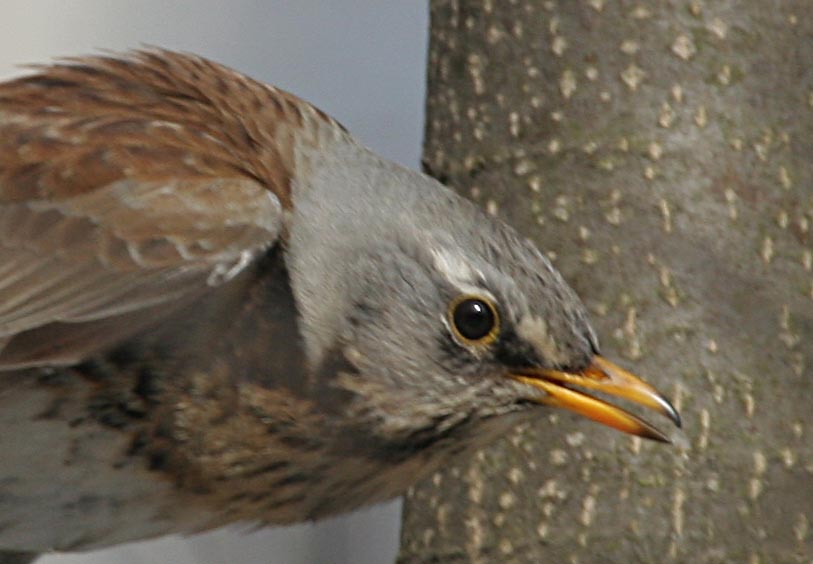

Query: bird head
[[315, 203, 681, 448]]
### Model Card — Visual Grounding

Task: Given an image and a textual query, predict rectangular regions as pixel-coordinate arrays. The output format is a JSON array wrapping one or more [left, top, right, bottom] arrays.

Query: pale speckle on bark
[[551, 36, 567, 56], [630, 5, 651, 20], [619, 40, 639, 55], [578, 492, 597, 527], [707, 17, 728, 38], [658, 103, 676, 128], [658, 198, 672, 233], [559, 70, 577, 100], [795, 514, 809, 543], [620, 64, 646, 91], [671, 84, 684, 103], [717, 64, 732, 85], [694, 105, 708, 127], [761, 236, 774, 263], [671, 35, 696, 61]]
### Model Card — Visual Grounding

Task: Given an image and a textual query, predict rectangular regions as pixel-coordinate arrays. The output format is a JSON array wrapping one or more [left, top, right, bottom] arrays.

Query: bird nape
[[0, 49, 681, 556]]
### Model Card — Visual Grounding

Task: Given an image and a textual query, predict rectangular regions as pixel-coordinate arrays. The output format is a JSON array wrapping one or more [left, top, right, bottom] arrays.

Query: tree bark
[[400, 2, 813, 563]]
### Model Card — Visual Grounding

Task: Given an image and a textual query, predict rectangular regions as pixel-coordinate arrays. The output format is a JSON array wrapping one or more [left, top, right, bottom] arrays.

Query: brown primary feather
[[0, 49, 346, 367], [0, 49, 343, 205]]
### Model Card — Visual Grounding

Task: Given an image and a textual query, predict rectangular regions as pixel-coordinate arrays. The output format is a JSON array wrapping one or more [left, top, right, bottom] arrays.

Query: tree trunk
[[400, 2, 812, 563]]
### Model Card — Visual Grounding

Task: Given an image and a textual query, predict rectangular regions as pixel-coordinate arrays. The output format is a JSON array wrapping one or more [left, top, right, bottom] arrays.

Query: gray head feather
[[287, 139, 598, 443]]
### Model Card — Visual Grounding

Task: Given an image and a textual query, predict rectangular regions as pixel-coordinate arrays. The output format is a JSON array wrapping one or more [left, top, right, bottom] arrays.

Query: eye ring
[[448, 295, 500, 346]]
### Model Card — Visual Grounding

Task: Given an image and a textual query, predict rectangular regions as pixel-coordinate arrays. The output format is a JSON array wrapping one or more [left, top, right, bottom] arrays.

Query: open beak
[[509, 355, 681, 443]]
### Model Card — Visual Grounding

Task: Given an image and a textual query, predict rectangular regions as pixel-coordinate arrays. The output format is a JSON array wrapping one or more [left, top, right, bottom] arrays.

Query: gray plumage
[[0, 50, 678, 558]]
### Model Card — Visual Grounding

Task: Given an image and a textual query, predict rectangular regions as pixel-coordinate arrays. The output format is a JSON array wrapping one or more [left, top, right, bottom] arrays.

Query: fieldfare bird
[[0, 50, 681, 561]]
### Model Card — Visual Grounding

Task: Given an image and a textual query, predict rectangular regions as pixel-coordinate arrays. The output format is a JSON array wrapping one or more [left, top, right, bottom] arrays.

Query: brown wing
[[0, 50, 327, 368], [0, 176, 280, 336]]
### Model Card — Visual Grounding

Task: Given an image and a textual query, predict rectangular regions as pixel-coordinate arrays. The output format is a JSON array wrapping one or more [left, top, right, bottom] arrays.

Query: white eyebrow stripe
[[429, 247, 499, 308], [430, 247, 475, 284], [430, 246, 492, 289]]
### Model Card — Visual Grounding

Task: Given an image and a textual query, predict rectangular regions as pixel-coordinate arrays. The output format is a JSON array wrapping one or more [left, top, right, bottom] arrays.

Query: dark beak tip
[[662, 397, 683, 429], [636, 418, 673, 444]]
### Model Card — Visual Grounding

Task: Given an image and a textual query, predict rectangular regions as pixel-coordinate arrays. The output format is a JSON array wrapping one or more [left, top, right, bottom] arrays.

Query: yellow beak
[[509, 355, 681, 443]]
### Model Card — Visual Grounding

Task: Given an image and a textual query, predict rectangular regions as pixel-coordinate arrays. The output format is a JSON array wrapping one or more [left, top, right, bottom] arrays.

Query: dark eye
[[449, 296, 499, 344]]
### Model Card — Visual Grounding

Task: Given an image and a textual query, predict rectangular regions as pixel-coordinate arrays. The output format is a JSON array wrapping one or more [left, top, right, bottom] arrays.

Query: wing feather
[[0, 49, 329, 367], [0, 178, 281, 366]]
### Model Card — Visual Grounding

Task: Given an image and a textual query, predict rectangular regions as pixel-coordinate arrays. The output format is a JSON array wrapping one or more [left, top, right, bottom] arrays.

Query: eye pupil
[[452, 298, 496, 341]]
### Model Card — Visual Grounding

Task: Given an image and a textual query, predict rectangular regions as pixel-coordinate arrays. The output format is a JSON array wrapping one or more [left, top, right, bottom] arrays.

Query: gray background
[[0, 2, 428, 563]]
